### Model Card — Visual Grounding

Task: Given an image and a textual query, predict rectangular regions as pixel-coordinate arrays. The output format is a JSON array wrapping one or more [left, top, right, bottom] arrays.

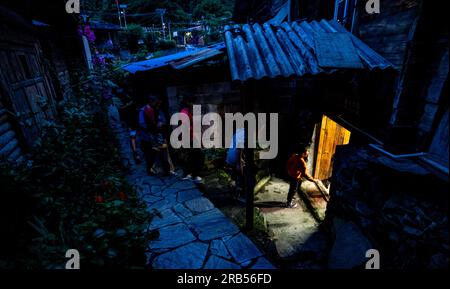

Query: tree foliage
[[83, 0, 235, 25]]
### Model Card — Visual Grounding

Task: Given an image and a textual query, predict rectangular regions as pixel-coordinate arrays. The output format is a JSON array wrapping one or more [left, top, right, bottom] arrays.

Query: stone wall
[[324, 145, 449, 269]]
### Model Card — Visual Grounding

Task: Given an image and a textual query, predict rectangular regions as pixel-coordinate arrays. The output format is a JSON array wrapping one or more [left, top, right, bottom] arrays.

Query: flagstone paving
[[255, 178, 328, 268], [109, 109, 275, 269], [128, 167, 275, 269]]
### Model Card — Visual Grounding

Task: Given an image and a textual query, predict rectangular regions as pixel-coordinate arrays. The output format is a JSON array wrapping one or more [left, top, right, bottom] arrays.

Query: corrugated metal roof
[[170, 49, 224, 70], [32, 20, 50, 27], [122, 43, 225, 74], [224, 19, 394, 82], [90, 20, 122, 31]]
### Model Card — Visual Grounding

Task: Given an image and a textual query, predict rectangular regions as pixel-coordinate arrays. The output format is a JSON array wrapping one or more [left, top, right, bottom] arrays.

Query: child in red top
[[286, 145, 316, 208]]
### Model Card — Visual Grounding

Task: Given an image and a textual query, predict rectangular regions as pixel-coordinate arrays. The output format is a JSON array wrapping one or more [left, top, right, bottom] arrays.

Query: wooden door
[[314, 115, 351, 180], [0, 36, 57, 147]]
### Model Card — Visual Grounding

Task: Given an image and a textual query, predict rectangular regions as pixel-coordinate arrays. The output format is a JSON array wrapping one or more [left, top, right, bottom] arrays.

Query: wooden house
[[227, 0, 447, 228], [0, 1, 87, 163], [287, 0, 448, 174]]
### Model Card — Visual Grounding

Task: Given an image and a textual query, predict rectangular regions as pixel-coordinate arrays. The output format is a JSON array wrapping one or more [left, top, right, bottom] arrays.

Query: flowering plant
[[78, 24, 96, 42]]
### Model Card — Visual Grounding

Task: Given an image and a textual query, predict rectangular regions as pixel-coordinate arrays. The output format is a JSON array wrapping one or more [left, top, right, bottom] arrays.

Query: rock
[[403, 226, 422, 236], [403, 195, 417, 208], [162, 188, 179, 196], [170, 180, 197, 191], [222, 235, 234, 242], [149, 209, 182, 230], [297, 230, 328, 260], [360, 217, 373, 229], [143, 176, 165, 187], [137, 184, 151, 197], [204, 255, 241, 269], [177, 189, 203, 203], [163, 192, 177, 204], [262, 206, 318, 259], [429, 253, 448, 269], [152, 242, 208, 269], [150, 186, 163, 196], [185, 197, 215, 215], [250, 257, 276, 269], [149, 223, 196, 250], [328, 218, 373, 269], [355, 201, 374, 216], [240, 260, 252, 267], [185, 209, 239, 241], [142, 194, 163, 205], [162, 174, 180, 185], [294, 260, 323, 269], [93, 229, 106, 239], [210, 239, 232, 260], [107, 248, 118, 258], [147, 197, 179, 212], [388, 231, 400, 242], [115, 228, 127, 237], [224, 233, 263, 264], [173, 203, 193, 219]]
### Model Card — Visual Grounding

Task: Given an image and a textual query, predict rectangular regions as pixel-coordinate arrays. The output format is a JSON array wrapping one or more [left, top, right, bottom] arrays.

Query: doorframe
[[312, 114, 353, 180]]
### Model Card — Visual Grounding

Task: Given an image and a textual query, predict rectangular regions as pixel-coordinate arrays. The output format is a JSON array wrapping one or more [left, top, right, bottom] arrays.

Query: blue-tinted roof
[[122, 43, 225, 74], [32, 20, 50, 27], [90, 20, 122, 31], [224, 19, 394, 82]]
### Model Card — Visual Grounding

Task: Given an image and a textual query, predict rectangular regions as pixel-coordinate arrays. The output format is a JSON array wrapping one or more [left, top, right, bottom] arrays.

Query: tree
[[121, 23, 144, 53]]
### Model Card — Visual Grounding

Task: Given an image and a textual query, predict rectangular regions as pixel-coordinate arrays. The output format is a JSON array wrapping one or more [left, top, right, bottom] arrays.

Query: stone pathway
[[127, 166, 275, 269], [108, 105, 275, 269], [255, 178, 328, 267]]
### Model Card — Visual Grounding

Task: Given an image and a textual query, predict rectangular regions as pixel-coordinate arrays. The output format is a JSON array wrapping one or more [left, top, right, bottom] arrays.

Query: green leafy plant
[[0, 76, 154, 269]]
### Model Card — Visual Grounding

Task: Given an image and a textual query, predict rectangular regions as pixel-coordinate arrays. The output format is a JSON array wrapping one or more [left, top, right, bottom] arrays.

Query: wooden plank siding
[[314, 115, 351, 180], [0, 22, 58, 160], [0, 100, 24, 163]]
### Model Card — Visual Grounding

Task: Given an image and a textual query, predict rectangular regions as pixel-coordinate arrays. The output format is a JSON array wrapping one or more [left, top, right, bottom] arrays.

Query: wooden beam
[[240, 81, 256, 231]]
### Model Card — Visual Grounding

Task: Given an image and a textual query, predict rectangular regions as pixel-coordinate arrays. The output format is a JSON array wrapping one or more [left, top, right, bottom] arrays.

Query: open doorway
[[302, 115, 352, 211], [313, 115, 351, 182]]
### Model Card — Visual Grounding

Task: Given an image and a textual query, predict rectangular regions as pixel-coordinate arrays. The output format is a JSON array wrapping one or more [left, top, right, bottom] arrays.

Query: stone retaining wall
[[324, 145, 449, 269]]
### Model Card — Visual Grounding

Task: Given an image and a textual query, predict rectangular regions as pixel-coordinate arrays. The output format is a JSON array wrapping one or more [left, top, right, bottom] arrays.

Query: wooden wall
[[0, 95, 25, 163], [356, 0, 422, 69], [0, 16, 58, 160]]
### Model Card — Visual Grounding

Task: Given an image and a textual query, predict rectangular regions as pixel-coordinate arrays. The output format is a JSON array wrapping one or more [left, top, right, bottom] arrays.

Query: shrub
[[156, 39, 177, 51], [120, 24, 145, 53], [0, 92, 154, 269]]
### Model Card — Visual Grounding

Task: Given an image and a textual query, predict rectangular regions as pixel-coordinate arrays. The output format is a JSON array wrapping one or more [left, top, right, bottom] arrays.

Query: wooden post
[[241, 82, 256, 231], [244, 139, 256, 231]]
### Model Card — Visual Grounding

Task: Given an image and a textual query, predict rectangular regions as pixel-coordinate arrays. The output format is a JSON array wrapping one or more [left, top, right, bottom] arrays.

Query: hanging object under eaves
[[224, 19, 394, 82]]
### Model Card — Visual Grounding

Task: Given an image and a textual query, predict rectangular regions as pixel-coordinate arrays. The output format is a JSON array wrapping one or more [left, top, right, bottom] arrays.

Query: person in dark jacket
[[139, 95, 159, 175], [118, 86, 141, 164]]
